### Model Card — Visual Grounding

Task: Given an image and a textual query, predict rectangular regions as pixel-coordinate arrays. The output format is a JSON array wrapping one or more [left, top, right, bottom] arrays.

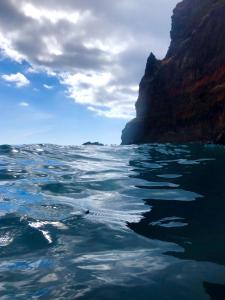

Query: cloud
[[43, 84, 54, 90], [0, 0, 178, 118], [22, 3, 82, 24], [27, 67, 39, 74], [19, 101, 29, 107], [1, 72, 30, 87], [60, 71, 111, 105]]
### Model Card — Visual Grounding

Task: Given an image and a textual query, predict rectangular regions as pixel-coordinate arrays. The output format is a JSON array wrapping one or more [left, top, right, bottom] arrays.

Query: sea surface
[[0, 143, 225, 300]]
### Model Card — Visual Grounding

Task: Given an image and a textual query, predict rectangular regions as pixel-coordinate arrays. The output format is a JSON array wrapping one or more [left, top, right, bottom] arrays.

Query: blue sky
[[0, 0, 178, 145], [0, 57, 126, 145]]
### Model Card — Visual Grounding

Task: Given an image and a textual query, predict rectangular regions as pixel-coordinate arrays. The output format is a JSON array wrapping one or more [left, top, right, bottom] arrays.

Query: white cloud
[[88, 103, 135, 119], [0, 0, 178, 118], [60, 72, 111, 106], [0, 33, 25, 62], [60, 71, 136, 119], [84, 39, 128, 55], [43, 84, 54, 90], [19, 101, 29, 107], [1, 72, 30, 87], [27, 67, 39, 74], [21, 3, 83, 24]]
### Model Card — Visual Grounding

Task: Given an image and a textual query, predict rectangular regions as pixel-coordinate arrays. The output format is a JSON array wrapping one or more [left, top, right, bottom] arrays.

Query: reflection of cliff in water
[[127, 144, 225, 298], [203, 282, 225, 300]]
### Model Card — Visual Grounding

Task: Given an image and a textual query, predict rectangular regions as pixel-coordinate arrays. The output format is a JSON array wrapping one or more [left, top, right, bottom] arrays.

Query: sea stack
[[122, 0, 225, 144]]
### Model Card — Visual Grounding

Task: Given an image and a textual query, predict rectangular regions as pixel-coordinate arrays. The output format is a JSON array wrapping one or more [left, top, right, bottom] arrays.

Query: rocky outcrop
[[122, 0, 225, 144], [82, 142, 104, 146]]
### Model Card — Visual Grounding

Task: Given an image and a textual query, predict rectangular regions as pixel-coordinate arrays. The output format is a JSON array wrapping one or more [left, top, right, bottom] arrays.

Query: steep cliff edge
[[121, 0, 225, 144]]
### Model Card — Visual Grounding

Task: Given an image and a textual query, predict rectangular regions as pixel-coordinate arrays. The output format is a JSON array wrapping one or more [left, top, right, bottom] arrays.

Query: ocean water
[[0, 143, 225, 300]]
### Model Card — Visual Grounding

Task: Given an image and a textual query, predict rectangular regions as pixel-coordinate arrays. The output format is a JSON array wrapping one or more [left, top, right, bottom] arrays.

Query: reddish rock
[[121, 0, 225, 144]]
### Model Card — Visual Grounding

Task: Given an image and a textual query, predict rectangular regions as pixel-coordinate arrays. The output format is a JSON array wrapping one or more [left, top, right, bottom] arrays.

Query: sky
[[0, 0, 178, 145]]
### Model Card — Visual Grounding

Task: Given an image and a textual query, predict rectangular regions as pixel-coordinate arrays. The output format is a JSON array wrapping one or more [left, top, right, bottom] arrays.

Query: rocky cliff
[[121, 0, 225, 144]]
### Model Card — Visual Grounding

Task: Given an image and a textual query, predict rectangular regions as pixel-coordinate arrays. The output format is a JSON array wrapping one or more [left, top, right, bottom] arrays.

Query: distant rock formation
[[122, 0, 225, 144], [82, 142, 104, 146]]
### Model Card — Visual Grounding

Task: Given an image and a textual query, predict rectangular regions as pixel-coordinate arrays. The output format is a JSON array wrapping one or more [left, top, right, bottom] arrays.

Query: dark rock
[[122, 0, 225, 145], [82, 142, 104, 146]]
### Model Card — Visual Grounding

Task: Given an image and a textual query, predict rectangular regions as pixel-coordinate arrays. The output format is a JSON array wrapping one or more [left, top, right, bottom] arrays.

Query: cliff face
[[121, 0, 225, 144]]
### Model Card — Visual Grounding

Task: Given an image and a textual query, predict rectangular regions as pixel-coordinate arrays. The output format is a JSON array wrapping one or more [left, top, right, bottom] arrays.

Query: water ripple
[[0, 143, 225, 299]]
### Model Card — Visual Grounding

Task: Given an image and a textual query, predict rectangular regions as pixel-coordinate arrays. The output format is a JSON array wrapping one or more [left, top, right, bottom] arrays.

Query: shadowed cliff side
[[121, 0, 225, 145]]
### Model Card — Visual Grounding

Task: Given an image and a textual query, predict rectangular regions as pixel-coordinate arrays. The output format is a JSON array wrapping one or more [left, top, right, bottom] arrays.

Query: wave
[[0, 143, 225, 299]]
